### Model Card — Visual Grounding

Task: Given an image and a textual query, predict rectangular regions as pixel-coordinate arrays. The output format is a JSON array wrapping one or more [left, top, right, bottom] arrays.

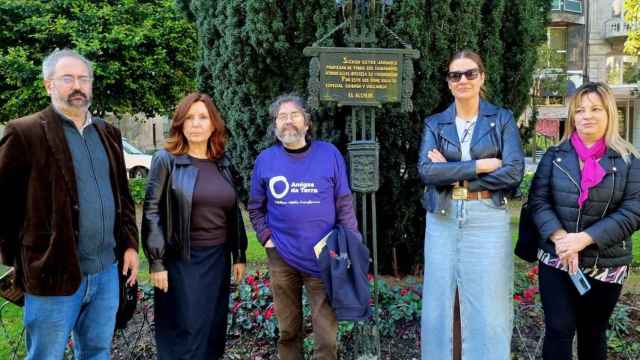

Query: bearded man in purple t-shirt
[[248, 94, 358, 360]]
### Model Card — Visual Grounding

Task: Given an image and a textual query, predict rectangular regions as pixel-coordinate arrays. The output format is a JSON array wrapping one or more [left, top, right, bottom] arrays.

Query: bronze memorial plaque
[[304, 46, 419, 110], [319, 49, 403, 106]]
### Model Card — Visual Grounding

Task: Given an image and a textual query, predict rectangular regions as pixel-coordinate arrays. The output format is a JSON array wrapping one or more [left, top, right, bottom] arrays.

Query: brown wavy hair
[[165, 92, 226, 160]]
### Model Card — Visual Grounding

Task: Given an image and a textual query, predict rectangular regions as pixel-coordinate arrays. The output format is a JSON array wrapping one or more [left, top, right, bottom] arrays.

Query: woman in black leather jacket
[[141, 92, 247, 360], [529, 82, 640, 360], [418, 50, 524, 359]]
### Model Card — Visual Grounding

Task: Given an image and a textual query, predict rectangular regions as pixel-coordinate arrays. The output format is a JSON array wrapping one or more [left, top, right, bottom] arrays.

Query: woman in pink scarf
[[528, 82, 640, 360]]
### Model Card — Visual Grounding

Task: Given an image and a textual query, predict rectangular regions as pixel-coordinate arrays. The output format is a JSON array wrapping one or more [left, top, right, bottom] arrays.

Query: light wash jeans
[[421, 199, 513, 360], [24, 262, 119, 360]]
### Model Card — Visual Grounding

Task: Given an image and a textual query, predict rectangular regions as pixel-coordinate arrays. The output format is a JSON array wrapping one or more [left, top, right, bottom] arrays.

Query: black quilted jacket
[[529, 140, 640, 268]]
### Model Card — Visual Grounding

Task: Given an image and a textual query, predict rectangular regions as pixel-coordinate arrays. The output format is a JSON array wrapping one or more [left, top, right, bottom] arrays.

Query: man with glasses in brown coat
[[0, 48, 139, 360]]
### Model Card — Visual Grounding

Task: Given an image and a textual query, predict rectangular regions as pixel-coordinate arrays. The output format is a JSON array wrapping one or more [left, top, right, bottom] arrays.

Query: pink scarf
[[570, 132, 607, 208]]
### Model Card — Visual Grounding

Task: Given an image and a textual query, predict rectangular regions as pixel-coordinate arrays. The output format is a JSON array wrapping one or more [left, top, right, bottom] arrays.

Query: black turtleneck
[[283, 141, 311, 154]]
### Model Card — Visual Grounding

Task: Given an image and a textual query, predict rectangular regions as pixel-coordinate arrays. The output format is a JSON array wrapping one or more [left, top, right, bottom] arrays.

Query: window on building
[[567, 25, 584, 71], [534, 28, 569, 105], [606, 56, 640, 85], [612, 0, 623, 17], [549, 28, 567, 53], [617, 102, 635, 141], [564, 0, 583, 13], [548, 27, 568, 68], [550, 0, 583, 13], [617, 108, 626, 138]]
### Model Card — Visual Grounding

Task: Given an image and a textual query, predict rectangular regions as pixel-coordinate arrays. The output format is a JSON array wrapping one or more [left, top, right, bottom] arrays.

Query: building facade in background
[[105, 113, 168, 153], [534, 0, 640, 146]]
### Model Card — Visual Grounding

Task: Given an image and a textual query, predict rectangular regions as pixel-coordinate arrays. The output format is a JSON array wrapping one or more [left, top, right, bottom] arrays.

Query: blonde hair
[[562, 82, 640, 162]]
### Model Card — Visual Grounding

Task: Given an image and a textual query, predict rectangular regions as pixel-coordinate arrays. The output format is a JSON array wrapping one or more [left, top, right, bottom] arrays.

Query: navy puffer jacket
[[529, 140, 640, 268]]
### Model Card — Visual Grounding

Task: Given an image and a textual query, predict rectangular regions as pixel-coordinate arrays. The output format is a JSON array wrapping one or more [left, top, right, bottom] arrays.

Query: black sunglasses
[[447, 68, 480, 82]]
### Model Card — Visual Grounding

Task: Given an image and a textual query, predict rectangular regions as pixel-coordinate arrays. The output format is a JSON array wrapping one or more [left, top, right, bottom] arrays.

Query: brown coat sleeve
[[0, 123, 30, 266]]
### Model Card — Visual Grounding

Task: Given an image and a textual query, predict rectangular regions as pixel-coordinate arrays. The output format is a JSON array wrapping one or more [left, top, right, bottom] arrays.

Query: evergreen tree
[[177, 0, 336, 197], [178, 0, 549, 273], [501, 0, 551, 117], [480, 0, 505, 102]]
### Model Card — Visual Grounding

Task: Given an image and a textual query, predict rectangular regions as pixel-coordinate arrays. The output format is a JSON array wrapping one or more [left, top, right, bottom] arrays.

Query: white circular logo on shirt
[[269, 176, 289, 199]]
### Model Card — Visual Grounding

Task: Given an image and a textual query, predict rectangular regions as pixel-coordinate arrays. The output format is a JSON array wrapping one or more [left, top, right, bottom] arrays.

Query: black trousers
[[539, 262, 622, 360]]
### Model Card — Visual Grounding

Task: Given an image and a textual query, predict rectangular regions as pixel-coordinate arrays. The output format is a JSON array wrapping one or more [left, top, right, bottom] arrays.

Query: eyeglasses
[[51, 75, 93, 86], [276, 111, 304, 122], [447, 68, 480, 83]]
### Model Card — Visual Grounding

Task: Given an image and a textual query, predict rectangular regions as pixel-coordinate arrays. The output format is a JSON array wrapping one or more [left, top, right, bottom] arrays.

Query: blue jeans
[[24, 262, 119, 360], [421, 200, 513, 360]]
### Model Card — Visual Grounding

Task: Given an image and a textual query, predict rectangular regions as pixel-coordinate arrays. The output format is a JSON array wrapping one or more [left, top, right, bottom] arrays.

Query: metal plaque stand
[[304, 1, 419, 358]]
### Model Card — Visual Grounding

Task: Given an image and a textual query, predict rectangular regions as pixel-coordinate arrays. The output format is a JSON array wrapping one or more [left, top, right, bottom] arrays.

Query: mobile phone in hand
[[569, 269, 591, 296]]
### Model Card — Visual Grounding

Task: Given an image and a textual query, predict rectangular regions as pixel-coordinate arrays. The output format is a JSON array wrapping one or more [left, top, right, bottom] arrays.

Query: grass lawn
[[246, 231, 267, 264], [0, 301, 23, 359], [634, 232, 640, 265]]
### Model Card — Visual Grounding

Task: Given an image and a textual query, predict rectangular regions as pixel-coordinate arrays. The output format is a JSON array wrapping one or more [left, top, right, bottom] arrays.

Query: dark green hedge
[[177, 0, 550, 273]]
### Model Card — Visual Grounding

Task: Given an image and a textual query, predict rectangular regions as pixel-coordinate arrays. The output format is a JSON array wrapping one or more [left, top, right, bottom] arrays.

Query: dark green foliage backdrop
[[178, 0, 550, 273], [0, 0, 197, 122]]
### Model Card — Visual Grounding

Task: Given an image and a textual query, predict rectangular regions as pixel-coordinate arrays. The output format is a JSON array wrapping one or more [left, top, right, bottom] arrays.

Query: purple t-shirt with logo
[[249, 141, 352, 277]]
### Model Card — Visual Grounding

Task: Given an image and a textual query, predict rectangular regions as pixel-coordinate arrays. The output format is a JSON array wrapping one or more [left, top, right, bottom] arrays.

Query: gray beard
[[65, 97, 91, 109], [276, 128, 306, 145], [53, 96, 91, 114]]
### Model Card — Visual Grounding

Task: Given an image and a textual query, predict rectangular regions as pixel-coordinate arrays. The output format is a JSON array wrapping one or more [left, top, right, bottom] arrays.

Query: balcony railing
[[551, 0, 583, 14], [604, 17, 631, 39]]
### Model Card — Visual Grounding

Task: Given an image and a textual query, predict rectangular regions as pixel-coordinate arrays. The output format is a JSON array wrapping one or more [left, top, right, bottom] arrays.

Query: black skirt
[[154, 244, 231, 360]]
